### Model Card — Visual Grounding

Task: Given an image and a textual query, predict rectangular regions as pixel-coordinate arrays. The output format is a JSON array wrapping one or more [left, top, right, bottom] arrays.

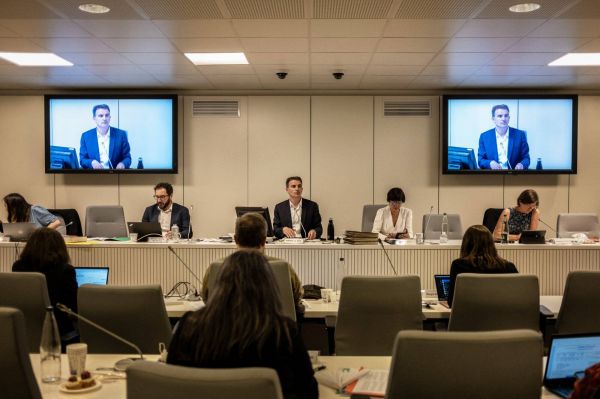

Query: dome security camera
[[276, 72, 288, 79], [332, 72, 344, 80]]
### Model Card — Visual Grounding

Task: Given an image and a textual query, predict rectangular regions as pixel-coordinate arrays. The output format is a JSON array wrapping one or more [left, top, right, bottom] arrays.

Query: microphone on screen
[[423, 205, 434, 242], [56, 303, 143, 371], [378, 238, 398, 276], [167, 246, 202, 301]]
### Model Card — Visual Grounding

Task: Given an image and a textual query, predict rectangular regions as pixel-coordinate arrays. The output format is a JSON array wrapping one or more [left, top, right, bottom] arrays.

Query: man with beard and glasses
[[142, 182, 192, 239]]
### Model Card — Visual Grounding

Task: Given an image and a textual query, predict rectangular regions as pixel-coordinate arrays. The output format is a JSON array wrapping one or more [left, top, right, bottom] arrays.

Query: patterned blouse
[[508, 207, 532, 234]]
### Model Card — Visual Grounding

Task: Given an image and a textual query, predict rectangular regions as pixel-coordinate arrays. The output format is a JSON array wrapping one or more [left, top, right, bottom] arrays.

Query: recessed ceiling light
[[0, 52, 73, 66], [509, 3, 541, 13], [184, 52, 249, 65], [78, 3, 111, 14], [549, 53, 600, 66]]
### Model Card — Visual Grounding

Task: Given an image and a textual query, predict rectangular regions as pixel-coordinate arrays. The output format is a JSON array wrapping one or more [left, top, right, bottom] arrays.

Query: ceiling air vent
[[384, 100, 431, 117], [192, 100, 240, 117]]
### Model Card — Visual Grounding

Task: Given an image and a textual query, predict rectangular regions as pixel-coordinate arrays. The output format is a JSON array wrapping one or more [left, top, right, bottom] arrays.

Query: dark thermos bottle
[[137, 157, 144, 169], [327, 218, 335, 241], [535, 157, 542, 170]]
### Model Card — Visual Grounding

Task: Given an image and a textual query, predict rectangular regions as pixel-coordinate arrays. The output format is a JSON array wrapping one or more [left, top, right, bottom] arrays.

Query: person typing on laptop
[[142, 182, 192, 239], [12, 228, 79, 345], [447, 225, 517, 307]]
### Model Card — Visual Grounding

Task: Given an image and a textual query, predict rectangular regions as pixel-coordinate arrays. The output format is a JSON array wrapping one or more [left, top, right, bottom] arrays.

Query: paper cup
[[66, 343, 87, 375]]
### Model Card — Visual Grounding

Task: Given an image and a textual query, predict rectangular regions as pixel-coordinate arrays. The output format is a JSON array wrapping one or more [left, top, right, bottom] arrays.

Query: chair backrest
[[0, 307, 42, 399], [386, 329, 543, 399], [361, 204, 386, 232], [49, 208, 83, 236], [78, 285, 172, 354], [0, 272, 50, 352], [482, 208, 503, 233], [206, 260, 297, 322], [422, 213, 463, 240], [127, 361, 284, 399], [335, 276, 423, 355], [556, 271, 600, 334], [85, 205, 128, 238], [556, 213, 599, 238], [449, 274, 540, 332]]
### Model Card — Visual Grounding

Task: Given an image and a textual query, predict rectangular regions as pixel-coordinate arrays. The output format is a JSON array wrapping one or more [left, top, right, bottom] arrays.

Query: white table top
[[30, 354, 559, 398]]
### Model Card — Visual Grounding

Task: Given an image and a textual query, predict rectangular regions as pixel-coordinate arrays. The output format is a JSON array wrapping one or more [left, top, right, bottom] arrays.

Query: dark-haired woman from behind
[[447, 225, 518, 307], [12, 227, 79, 344], [167, 250, 318, 399]]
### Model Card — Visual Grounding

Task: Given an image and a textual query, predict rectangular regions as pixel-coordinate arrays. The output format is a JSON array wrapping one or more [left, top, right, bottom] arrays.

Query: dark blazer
[[447, 258, 518, 307], [477, 127, 530, 170], [142, 202, 192, 238], [12, 260, 78, 340], [79, 127, 131, 169], [273, 199, 322, 239]]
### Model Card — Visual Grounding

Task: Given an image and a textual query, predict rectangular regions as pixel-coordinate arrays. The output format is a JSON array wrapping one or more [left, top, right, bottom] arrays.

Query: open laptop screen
[[546, 335, 600, 380], [75, 267, 109, 287], [434, 275, 451, 301]]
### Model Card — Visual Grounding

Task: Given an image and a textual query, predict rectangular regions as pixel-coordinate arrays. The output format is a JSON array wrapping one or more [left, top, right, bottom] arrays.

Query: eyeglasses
[[153, 195, 170, 200], [389, 201, 402, 206]]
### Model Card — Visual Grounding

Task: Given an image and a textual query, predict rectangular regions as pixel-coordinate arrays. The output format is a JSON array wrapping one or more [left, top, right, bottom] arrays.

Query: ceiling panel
[[383, 19, 465, 37], [101, 38, 179, 52], [58, 52, 133, 65], [370, 52, 436, 65], [72, 20, 166, 38], [170, 37, 243, 52], [233, 20, 308, 37], [444, 37, 519, 52], [486, 52, 564, 66], [133, 0, 223, 19], [310, 19, 386, 37], [0, 0, 62, 19], [245, 52, 309, 64], [31, 37, 113, 53], [557, 0, 600, 19], [365, 64, 424, 75], [310, 52, 372, 65], [475, 0, 574, 19], [0, 37, 47, 52], [311, 38, 379, 52], [314, 0, 394, 19], [429, 52, 498, 66], [395, 0, 483, 19], [0, 19, 89, 37], [240, 38, 308, 52], [225, 0, 304, 19], [46, 0, 145, 19], [528, 19, 600, 37], [508, 37, 591, 52], [121, 52, 193, 65], [376, 37, 448, 52], [153, 20, 236, 38], [455, 19, 544, 37]]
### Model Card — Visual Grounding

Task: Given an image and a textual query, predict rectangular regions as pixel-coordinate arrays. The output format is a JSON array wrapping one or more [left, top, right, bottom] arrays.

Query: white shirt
[[289, 200, 302, 236], [495, 128, 509, 169], [97, 128, 111, 168], [372, 205, 413, 240], [158, 203, 173, 232]]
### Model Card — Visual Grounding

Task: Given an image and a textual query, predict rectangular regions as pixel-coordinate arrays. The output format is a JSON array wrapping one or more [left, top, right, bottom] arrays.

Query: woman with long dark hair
[[493, 188, 540, 241], [3, 193, 61, 229], [12, 228, 78, 343], [167, 250, 318, 399], [447, 225, 518, 307]]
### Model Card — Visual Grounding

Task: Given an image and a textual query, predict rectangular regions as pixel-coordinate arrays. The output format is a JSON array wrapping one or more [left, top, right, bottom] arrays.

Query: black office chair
[[48, 209, 83, 236], [482, 208, 503, 233]]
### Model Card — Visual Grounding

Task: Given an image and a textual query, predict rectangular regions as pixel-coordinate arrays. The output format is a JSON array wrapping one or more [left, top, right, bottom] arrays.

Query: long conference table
[[2, 239, 599, 295], [29, 354, 561, 398]]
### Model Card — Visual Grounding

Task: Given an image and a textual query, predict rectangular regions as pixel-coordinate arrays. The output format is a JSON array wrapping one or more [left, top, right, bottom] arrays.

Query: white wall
[[1, 95, 599, 238]]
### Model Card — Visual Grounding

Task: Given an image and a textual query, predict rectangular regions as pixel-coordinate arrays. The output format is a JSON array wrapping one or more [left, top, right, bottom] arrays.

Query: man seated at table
[[142, 182, 192, 239], [201, 212, 304, 315], [273, 176, 322, 239]]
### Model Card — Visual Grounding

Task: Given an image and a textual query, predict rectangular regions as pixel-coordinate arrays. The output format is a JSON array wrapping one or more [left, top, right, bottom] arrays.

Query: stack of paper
[[344, 231, 378, 245]]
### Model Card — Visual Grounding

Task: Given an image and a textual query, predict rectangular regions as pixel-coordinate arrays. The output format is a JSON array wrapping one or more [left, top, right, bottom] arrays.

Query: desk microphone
[[167, 246, 202, 301], [56, 303, 143, 371], [538, 218, 556, 235], [423, 205, 434, 242], [378, 238, 398, 276], [101, 141, 114, 169], [186, 205, 194, 242]]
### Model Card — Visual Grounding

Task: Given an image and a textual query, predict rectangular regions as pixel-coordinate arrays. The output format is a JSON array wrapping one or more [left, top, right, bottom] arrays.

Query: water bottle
[[137, 157, 144, 169], [171, 224, 180, 242], [40, 306, 61, 383], [335, 257, 346, 297], [327, 218, 335, 241], [536, 157, 543, 170], [501, 215, 509, 244], [440, 213, 449, 243]]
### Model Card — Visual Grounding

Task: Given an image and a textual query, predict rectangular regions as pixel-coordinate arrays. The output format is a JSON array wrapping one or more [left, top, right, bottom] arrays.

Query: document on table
[[344, 369, 388, 397]]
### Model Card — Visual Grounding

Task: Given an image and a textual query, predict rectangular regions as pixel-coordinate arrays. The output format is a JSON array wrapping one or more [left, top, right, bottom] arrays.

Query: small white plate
[[59, 379, 102, 394]]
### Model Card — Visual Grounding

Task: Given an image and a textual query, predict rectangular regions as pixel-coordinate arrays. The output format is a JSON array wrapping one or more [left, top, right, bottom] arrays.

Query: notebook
[[127, 222, 162, 242], [1, 222, 38, 242], [519, 230, 546, 244], [434, 274, 451, 308], [544, 333, 600, 398], [74, 267, 109, 287]]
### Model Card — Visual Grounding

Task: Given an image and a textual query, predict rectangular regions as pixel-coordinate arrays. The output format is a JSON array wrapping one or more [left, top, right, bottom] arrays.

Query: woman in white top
[[372, 187, 413, 240]]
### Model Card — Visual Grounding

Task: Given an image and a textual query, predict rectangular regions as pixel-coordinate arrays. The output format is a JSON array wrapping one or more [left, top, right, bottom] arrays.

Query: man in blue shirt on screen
[[477, 104, 530, 170], [79, 104, 131, 169]]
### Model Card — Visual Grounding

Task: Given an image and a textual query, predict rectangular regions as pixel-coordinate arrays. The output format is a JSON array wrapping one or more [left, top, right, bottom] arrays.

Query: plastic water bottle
[[137, 157, 144, 169], [171, 224, 180, 242], [40, 306, 61, 383], [440, 213, 449, 243], [501, 215, 509, 244], [536, 157, 543, 170], [327, 218, 335, 241]]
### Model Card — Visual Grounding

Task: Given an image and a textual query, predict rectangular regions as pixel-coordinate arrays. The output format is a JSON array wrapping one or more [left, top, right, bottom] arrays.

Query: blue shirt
[[29, 205, 58, 228]]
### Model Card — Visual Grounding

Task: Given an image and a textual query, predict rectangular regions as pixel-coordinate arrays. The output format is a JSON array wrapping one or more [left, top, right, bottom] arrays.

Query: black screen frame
[[44, 94, 178, 174], [442, 94, 578, 175]]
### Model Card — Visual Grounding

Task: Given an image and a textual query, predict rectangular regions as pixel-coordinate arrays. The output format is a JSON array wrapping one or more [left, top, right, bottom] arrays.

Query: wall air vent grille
[[192, 100, 240, 117], [384, 100, 431, 116]]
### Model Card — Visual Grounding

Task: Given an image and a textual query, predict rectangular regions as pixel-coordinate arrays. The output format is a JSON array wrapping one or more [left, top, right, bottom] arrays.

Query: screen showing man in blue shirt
[[477, 104, 530, 170], [79, 104, 131, 169]]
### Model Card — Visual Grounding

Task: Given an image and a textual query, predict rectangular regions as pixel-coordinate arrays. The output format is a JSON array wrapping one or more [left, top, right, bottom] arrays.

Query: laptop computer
[[544, 333, 600, 398], [74, 267, 109, 287], [519, 230, 546, 244], [1, 222, 38, 242], [434, 274, 451, 308], [127, 222, 162, 242]]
